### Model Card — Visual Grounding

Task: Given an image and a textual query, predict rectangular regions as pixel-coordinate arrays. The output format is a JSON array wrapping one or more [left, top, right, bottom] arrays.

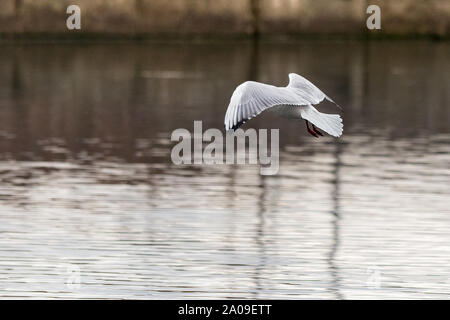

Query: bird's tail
[[300, 105, 343, 137]]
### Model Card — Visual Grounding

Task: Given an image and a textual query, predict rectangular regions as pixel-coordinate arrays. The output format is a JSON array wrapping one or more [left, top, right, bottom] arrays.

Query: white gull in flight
[[224, 73, 343, 138]]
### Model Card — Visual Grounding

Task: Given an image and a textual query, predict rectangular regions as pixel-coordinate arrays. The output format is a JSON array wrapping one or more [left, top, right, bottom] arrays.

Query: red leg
[[312, 124, 323, 136], [305, 120, 319, 138]]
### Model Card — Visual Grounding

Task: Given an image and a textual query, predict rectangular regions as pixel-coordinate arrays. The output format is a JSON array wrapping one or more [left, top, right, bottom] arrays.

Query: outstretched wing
[[224, 81, 305, 131], [224, 74, 340, 131], [287, 73, 340, 108]]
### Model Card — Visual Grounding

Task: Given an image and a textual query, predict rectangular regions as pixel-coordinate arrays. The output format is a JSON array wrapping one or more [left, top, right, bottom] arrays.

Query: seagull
[[224, 73, 343, 138]]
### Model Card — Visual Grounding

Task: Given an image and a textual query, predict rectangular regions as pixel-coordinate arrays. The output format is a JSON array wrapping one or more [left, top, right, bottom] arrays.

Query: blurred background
[[0, 0, 449, 37], [0, 0, 449, 299]]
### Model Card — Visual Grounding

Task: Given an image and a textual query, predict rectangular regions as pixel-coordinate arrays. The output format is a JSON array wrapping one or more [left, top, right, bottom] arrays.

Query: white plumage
[[224, 73, 343, 138]]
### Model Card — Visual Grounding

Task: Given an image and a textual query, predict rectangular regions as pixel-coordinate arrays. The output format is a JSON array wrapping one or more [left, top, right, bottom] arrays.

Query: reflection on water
[[0, 41, 449, 299]]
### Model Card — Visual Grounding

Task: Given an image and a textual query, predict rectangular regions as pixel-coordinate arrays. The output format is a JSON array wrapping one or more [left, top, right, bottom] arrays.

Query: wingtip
[[224, 124, 234, 133], [326, 96, 343, 111]]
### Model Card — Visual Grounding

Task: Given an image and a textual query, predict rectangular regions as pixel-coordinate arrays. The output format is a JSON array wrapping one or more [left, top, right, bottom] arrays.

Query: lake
[[0, 40, 449, 299]]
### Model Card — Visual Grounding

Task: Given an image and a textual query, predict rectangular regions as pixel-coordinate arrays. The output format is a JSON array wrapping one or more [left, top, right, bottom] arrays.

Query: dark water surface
[[0, 41, 449, 299]]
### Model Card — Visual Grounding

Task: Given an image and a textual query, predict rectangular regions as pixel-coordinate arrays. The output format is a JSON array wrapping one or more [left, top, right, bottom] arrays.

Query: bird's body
[[224, 73, 343, 138], [268, 104, 302, 119]]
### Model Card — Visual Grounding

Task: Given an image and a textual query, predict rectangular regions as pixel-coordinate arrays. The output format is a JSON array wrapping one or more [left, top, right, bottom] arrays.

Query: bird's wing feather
[[225, 81, 309, 131], [287, 73, 341, 108]]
